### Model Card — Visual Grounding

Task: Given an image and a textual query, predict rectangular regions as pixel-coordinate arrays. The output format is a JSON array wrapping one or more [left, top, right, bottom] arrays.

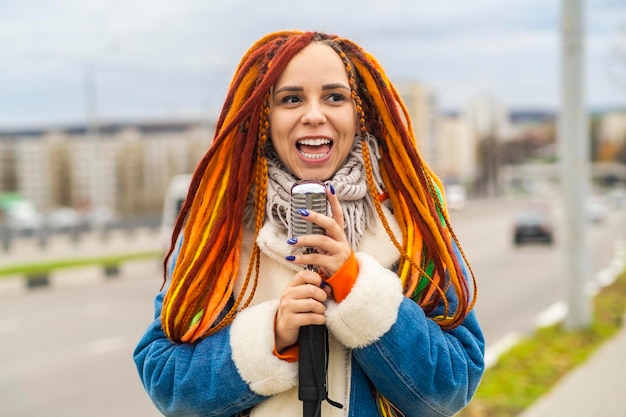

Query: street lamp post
[[81, 42, 118, 239], [84, 62, 100, 220], [560, 0, 593, 330]]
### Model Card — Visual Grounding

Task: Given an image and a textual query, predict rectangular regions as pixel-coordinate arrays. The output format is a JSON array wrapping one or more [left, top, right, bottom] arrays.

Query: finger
[[277, 311, 326, 333], [289, 234, 342, 252], [275, 305, 325, 350], [288, 270, 324, 288], [294, 281, 328, 303], [278, 295, 327, 316], [293, 209, 346, 244], [326, 184, 344, 231], [285, 271, 331, 300]]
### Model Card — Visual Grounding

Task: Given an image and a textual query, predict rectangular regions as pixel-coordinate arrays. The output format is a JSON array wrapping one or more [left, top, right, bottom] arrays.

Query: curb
[[484, 239, 626, 368], [0, 257, 161, 297]]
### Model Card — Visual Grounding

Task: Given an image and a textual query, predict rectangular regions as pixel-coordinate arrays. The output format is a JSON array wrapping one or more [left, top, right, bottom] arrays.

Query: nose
[[301, 101, 326, 125]]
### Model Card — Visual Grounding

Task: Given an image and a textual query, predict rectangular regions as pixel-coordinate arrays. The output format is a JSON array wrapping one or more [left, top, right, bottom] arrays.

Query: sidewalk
[[0, 227, 163, 296], [0, 227, 162, 265], [518, 321, 626, 417], [516, 242, 626, 417]]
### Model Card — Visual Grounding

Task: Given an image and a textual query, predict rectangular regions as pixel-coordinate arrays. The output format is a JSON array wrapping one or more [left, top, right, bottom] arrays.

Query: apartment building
[[396, 81, 440, 172], [396, 81, 488, 189], [0, 120, 213, 217]]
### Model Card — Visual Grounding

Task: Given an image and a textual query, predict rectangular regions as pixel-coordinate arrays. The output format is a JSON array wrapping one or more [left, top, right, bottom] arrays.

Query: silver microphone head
[[290, 180, 327, 238]]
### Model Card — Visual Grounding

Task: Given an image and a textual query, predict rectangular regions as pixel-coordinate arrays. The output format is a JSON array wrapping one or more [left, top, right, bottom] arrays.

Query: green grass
[[0, 251, 161, 277], [457, 265, 626, 417]]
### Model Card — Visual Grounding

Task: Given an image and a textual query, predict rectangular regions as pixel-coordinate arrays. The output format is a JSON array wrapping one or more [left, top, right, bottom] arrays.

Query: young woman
[[134, 31, 485, 417]]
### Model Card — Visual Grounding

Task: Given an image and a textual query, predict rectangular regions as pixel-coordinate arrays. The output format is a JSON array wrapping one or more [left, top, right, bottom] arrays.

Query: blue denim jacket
[[134, 224, 485, 417], [135, 292, 483, 417]]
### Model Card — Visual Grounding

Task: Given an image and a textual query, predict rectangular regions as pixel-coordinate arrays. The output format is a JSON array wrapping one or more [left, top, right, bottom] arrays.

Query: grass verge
[[457, 266, 626, 417], [0, 251, 161, 277]]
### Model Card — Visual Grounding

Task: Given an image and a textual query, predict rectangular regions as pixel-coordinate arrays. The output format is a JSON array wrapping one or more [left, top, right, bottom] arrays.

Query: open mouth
[[296, 138, 333, 159]]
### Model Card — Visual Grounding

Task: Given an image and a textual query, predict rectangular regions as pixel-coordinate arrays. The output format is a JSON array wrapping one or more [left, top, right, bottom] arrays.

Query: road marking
[[596, 240, 625, 288], [535, 301, 567, 328], [484, 332, 522, 369], [87, 336, 125, 355]]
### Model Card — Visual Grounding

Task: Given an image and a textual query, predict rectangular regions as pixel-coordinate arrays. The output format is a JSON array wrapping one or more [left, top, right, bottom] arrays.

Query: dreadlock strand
[[218, 94, 271, 329], [351, 52, 456, 314], [207, 93, 272, 335], [162, 31, 477, 346], [339, 41, 451, 307], [162, 132, 246, 341], [168, 42, 287, 339], [191, 119, 262, 337], [361, 124, 440, 300]]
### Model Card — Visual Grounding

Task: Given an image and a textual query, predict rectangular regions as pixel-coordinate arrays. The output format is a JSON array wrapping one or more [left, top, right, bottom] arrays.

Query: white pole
[[560, 0, 593, 329], [84, 63, 100, 212], [84, 62, 105, 236]]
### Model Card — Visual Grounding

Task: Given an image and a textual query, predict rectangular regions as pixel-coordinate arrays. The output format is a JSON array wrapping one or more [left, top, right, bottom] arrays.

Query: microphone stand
[[299, 324, 327, 417], [299, 253, 327, 417]]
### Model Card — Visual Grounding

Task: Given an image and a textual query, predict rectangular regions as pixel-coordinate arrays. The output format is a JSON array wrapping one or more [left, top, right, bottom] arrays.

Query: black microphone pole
[[290, 180, 330, 417], [299, 256, 327, 417]]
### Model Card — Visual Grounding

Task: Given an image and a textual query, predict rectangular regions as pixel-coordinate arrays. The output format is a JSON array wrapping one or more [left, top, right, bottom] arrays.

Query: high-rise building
[[0, 120, 214, 218]]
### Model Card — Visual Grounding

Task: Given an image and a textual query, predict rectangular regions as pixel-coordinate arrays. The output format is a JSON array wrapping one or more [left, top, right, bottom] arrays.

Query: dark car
[[513, 209, 554, 245]]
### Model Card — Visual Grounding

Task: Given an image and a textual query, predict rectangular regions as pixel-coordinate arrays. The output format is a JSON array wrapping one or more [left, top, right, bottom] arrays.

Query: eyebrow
[[273, 82, 350, 96]]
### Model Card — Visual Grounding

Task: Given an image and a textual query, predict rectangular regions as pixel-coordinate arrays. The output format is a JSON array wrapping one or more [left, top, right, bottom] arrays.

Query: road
[[450, 194, 626, 362], [0, 260, 165, 417], [0, 195, 624, 416]]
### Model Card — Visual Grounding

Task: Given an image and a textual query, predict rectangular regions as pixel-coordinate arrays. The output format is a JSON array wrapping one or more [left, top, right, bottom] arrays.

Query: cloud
[[0, 0, 624, 127]]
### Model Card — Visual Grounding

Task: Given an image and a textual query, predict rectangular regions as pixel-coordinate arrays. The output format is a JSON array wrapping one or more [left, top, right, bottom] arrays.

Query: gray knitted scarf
[[262, 133, 384, 249]]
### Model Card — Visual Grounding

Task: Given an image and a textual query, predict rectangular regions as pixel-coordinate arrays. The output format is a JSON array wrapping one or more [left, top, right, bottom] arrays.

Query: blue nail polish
[[329, 183, 336, 195], [286, 255, 296, 261], [287, 237, 298, 245], [320, 281, 326, 289], [297, 208, 309, 216]]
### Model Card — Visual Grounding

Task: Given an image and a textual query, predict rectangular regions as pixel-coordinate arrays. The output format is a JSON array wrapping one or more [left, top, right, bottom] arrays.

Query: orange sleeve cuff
[[273, 343, 299, 362], [326, 251, 358, 303], [272, 252, 358, 361]]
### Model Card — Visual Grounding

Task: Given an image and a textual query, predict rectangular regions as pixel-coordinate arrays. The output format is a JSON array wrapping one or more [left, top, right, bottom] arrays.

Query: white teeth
[[300, 151, 328, 159], [297, 138, 331, 146], [297, 138, 331, 159]]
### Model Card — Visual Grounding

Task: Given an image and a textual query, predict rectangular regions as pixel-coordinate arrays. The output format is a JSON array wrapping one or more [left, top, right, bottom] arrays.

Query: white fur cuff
[[229, 300, 298, 395], [325, 252, 404, 348]]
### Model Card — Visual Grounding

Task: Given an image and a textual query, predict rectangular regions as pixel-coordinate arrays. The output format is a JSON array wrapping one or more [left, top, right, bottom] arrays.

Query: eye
[[281, 95, 302, 104], [327, 93, 347, 103]]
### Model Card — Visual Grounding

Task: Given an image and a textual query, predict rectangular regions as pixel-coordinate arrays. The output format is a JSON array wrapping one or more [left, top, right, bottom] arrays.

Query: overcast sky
[[1, 0, 625, 128]]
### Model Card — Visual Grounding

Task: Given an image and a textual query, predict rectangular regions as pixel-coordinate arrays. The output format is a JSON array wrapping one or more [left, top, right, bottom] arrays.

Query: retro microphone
[[290, 179, 328, 417]]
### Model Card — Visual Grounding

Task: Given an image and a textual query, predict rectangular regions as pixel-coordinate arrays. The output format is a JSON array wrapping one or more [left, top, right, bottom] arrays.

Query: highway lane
[[0, 261, 165, 417], [0, 196, 623, 416], [450, 194, 626, 356]]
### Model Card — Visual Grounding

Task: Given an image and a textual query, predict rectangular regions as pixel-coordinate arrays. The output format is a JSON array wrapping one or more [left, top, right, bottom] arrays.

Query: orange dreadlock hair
[[161, 30, 477, 344]]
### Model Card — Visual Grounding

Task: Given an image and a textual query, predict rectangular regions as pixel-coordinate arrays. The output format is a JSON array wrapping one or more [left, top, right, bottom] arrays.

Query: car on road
[[607, 187, 626, 209], [512, 208, 555, 245], [586, 196, 608, 223]]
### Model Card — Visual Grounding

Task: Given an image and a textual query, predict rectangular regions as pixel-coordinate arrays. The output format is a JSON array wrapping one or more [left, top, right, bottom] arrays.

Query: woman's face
[[269, 42, 357, 181]]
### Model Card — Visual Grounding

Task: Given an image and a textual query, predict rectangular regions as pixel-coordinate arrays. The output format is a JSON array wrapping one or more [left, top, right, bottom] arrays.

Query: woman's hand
[[287, 186, 351, 277], [275, 270, 330, 352], [277, 185, 351, 352]]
